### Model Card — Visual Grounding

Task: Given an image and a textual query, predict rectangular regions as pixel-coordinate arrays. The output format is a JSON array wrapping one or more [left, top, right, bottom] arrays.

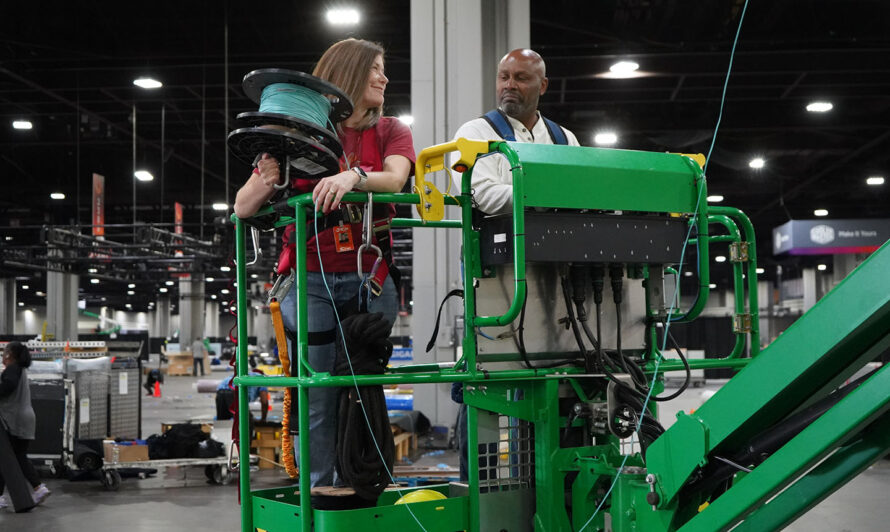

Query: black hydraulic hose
[[561, 276, 593, 367], [685, 366, 880, 497], [648, 328, 693, 402]]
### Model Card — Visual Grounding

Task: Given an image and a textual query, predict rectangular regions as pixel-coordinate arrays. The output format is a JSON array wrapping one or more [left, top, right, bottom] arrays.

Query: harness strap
[[481, 108, 569, 145]]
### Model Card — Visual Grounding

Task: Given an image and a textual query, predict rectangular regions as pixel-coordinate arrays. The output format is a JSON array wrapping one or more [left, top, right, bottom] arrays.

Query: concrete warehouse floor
[[1, 373, 888, 530]]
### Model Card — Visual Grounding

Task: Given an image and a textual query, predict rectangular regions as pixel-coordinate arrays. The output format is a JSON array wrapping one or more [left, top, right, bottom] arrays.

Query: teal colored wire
[[703, 1, 750, 176], [260, 83, 331, 127], [313, 215, 429, 532], [579, 1, 750, 530]]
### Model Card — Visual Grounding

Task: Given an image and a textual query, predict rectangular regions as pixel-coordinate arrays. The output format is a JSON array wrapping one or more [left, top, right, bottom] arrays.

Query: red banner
[[92, 173, 105, 237]]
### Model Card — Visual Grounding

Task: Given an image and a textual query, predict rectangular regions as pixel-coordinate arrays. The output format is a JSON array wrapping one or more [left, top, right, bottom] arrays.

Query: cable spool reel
[[227, 68, 354, 179]]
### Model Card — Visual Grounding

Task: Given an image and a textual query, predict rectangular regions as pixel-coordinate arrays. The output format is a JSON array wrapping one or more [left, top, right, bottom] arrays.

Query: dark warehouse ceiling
[[1, 0, 889, 309]]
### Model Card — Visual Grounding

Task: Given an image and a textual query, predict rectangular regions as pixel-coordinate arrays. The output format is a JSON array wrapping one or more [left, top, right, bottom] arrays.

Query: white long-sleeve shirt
[[451, 111, 580, 215]]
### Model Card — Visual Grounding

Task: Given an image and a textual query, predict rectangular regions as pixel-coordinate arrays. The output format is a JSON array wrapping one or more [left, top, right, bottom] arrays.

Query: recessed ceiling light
[[715, 256, 727, 263], [221, 289, 230, 294], [594, 132, 618, 145], [4, 236, 12, 241], [127, 290, 135, 295], [50, 192, 65, 200], [398, 115, 414, 126], [708, 283, 717, 289], [134, 170, 154, 181], [756, 268, 765, 274], [159, 287, 168, 293], [749, 157, 765, 169], [866, 176, 885, 186], [206, 277, 215, 282], [133, 78, 162, 89], [326, 8, 360, 25], [609, 61, 639, 74], [814, 209, 829, 217], [88, 268, 98, 273], [250, 274, 258, 279], [36, 291, 45, 296], [165, 280, 174, 286], [220, 266, 231, 272], [230, 306, 237, 312], [212, 203, 228, 211], [128, 283, 136, 288], [806, 101, 833, 113], [90, 278, 100, 284], [18, 302, 24, 307], [684, 271, 693, 277], [707, 195, 724, 203], [817, 264, 827, 271], [12, 120, 33, 130], [125, 303, 132, 309], [22, 285, 29, 290], [211, 294, 217, 300]]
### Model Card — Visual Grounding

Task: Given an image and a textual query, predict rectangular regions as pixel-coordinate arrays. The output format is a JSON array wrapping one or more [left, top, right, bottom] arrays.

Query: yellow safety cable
[[270, 300, 299, 479]]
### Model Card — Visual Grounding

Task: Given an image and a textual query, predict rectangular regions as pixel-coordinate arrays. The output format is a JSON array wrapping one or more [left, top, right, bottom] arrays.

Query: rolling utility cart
[[233, 138, 890, 532]]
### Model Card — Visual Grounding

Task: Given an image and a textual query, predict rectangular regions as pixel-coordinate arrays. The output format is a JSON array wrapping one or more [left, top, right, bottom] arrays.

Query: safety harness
[[481, 108, 569, 145]]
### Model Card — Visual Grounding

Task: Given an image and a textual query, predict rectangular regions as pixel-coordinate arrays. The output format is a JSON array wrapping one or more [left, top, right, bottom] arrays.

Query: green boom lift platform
[[232, 139, 890, 532]]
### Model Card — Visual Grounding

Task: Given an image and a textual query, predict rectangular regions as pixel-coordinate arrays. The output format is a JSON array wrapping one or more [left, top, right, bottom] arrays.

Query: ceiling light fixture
[[165, 280, 174, 286], [594, 132, 618, 145], [806, 101, 833, 113], [206, 277, 214, 282], [756, 268, 765, 274], [22, 285, 29, 290], [814, 208, 829, 217], [212, 202, 228, 211], [708, 283, 717, 289], [866, 176, 885, 186], [817, 264, 827, 271], [220, 266, 231, 272], [12, 120, 33, 130], [133, 77, 162, 89], [127, 290, 135, 295], [749, 157, 765, 169], [706, 195, 724, 203], [221, 289, 230, 295], [90, 278, 100, 284], [715, 256, 727, 263], [50, 192, 65, 200], [134, 170, 154, 182], [326, 8, 360, 25], [128, 283, 136, 288], [159, 287, 168, 293]]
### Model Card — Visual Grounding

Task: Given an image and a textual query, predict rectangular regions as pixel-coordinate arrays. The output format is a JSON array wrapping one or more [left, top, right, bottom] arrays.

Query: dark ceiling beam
[[751, 130, 890, 218], [0, 67, 229, 186]]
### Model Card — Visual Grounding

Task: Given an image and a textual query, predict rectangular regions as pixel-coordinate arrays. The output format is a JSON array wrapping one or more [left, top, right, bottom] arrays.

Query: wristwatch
[[351, 166, 368, 190]]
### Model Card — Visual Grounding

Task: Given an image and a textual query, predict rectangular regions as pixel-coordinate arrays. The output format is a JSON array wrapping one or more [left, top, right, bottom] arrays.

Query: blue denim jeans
[[281, 271, 397, 487]]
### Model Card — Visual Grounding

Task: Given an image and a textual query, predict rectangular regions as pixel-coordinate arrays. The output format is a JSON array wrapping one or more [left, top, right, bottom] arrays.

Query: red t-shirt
[[278, 117, 415, 274]]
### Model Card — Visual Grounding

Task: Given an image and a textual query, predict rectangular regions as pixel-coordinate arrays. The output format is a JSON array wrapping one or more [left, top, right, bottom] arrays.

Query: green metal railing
[[231, 141, 760, 532]]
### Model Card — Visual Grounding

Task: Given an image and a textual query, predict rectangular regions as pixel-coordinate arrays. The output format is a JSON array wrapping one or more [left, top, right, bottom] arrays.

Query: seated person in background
[[451, 48, 580, 215]]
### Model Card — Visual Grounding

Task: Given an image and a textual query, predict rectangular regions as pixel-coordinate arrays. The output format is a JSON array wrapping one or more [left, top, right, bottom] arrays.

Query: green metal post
[[466, 404, 480, 532], [666, 172, 710, 323], [234, 218, 253, 532], [708, 214, 746, 359], [295, 202, 312, 531]]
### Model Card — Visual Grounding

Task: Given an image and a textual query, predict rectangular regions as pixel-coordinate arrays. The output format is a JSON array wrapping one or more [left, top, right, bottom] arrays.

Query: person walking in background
[[0, 341, 50, 511], [191, 337, 206, 377]]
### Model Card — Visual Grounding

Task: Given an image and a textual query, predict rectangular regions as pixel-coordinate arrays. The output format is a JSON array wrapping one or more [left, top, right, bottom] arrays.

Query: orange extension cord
[[270, 300, 299, 479]]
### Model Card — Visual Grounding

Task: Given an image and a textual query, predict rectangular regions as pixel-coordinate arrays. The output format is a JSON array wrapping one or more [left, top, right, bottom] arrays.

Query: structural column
[[802, 267, 817, 312], [0, 278, 15, 335], [154, 296, 171, 339], [410, 0, 529, 425], [47, 270, 79, 341], [204, 301, 220, 338], [179, 273, 205, 347]]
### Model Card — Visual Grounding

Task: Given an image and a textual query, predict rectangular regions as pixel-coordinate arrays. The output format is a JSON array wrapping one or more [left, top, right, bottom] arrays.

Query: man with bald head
[[452, 48, 580, 214]]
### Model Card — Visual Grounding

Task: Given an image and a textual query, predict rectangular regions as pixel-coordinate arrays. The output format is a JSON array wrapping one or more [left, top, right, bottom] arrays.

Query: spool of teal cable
[[259, 83, 332, 129]]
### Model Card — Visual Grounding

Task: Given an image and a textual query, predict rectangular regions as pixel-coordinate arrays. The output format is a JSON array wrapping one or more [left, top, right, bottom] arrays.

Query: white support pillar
[[155, 296, 171, 339], [47, 270, 79, 341], [410, 0, 530, 426], [204, 301, 220, 338], [0, 279, 15, 335], [802, 267, 817, 312], [179, 274, 205, 347]]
